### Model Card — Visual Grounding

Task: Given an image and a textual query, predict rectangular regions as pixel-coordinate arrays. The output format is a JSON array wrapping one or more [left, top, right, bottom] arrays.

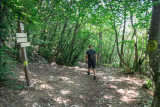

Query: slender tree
[[0, 1, 3, 47], [0, 1, 3, 72]]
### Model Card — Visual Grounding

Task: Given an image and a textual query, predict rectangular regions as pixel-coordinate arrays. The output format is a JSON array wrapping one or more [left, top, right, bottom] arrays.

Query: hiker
[[86, 45, 97, 80]]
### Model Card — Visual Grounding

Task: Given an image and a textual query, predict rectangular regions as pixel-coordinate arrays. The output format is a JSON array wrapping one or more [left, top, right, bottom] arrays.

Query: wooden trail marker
[[16, 33, 27, 38], [20, 23, 24, 31], [16, 22, 31, 86], [21, 47, 30, 86], [21, 42, 31, 47], [17, 38, 27, 43]]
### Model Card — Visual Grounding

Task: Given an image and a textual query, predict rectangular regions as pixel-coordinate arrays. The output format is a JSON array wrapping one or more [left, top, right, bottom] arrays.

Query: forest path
[[0, 62, 152, 107]]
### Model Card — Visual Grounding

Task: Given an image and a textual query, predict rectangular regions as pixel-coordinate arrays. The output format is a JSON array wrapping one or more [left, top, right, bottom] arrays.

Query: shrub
[[38, 47, 53, 62], [0, 46, 17, 82]]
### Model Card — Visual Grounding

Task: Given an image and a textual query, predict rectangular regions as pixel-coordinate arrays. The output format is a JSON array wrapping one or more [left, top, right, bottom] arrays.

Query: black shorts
[[88, 61, 96, 69]]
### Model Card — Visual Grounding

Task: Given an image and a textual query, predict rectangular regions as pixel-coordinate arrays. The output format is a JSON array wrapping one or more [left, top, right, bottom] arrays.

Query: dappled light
[[19, 75, 25, 79], [31, 78, 45, 84], [0, 63, 153, 106], [47, 93, 53, 97], [101, 76, 107, 80], [51, 62, 57, 66], [108, 84, 118, 89], [116, 89, 138, 98], [79, 95, 85, 99], [39, 83, 53, 90], [52, 67, 57, 69], [120, 96, 136, 102], [60, 76, 71, 81], [33, 103, 41, 107], [39, 66, 43, 68], [103, 95, 114, 100], [107, 76, 116, 81], [19, 91, 27, 96], [75, 68, 87, 72], [54, 97, 70, 104], [66, 81, 75, 84], [117, 89, 127, 95], [60, 90, 71, 95]]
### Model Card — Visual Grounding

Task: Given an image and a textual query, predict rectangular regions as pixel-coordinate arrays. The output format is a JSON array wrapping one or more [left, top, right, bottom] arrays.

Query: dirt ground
[[0, 62, 153, 107]]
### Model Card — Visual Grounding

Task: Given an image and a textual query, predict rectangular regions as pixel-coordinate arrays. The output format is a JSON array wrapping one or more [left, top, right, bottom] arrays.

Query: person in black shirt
[[86, 45, 97, 80]]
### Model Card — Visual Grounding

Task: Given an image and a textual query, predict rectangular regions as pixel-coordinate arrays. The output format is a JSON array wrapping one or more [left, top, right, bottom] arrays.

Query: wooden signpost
[[21, 42, 31, 47], [17, 38, 28, 43], [16, 23, 31, 86]]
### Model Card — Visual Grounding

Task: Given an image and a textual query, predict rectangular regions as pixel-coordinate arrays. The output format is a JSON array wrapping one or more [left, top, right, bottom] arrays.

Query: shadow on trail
[[0, 63, 152, 107]]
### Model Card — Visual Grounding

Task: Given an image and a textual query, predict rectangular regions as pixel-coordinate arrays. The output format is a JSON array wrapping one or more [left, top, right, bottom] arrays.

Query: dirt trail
[[0, 62, 152, 107]]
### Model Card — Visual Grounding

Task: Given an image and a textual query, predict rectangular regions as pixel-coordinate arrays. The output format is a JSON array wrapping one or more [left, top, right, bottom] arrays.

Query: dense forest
[[0, 0, 160, 107]]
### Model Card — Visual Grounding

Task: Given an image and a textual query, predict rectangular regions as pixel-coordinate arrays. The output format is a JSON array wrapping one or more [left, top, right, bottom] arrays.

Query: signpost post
[[16, 23, 31, 86]]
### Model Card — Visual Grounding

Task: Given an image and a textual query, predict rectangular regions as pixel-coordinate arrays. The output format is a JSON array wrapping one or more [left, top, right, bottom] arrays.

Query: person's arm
[[86, 54, 88, 64], [95, 54, 97, 62], [94, 50, 97, 62]]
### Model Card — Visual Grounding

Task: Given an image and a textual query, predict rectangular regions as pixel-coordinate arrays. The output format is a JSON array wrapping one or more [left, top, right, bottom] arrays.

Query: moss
[[148, 40, 158, 52]]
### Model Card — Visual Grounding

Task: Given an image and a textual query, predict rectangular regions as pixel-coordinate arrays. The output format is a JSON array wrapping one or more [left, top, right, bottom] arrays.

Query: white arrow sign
[[16, 33, 27, 38], [17, 38, 27, 43], [20, 42, 31, 47]]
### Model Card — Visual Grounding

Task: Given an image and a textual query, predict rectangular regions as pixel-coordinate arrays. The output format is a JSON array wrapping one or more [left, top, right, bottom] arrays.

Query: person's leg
[[88, 68, 90, 75], [93, 69, 96, 76], [93, 69, 96, 80], [92, 62, 96, 80], [88, 62, 91, 75]]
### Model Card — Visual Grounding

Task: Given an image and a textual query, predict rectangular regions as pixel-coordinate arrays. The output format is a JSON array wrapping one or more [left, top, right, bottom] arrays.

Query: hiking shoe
[[94, 76, 96, 80], [87, 72, 90, 75]]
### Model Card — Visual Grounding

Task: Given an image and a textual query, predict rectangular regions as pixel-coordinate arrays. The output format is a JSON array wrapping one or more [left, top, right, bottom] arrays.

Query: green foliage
[[112, 63, 120, 68], [0, 46, 17, 81], [38, 46, 54, 63], [56, 41, 86, 66], [145, 77, 154, 89], [2, 0, 152, 71], [4, 80, 24, 90], [146, 99, 152, 107]]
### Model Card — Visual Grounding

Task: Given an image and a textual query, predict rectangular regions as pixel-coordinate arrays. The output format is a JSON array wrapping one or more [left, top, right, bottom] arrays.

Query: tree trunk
[[138, 28, 148, 72], [55, 19, 68, 58], [120, 8, 126, 67], [148, 1, 160, 106], [98, 32, 102, 62], [115, 28, 131, 73], [48, 21, 59, 50], [110, 3, 131, 73], [15, 20, 22, 61], [60, 25, 74, 51], [0, 1, 3, 48], [108, 40, 116, 64], [67, 22, 80, 64], [130, 14, 139, 71], [0, 1, 4, 80], [134, 36, 138, 71]]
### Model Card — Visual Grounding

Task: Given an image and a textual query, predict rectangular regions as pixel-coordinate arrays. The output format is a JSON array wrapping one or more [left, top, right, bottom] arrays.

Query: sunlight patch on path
[[108, 84, 118, 89], [120, 96, 136, 102], [54, 97, 70, 104], [60, 90, 71, 95], [19, 91, 28, 96], [79, 95, 85, 99], [117, 89, 138, 103], [39, 83, 53, 90], [103, 95, 114, 99]]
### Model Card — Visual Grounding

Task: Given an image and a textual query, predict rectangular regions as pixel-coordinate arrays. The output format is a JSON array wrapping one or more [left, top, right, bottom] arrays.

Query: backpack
[[88, 50, 95, 61]]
